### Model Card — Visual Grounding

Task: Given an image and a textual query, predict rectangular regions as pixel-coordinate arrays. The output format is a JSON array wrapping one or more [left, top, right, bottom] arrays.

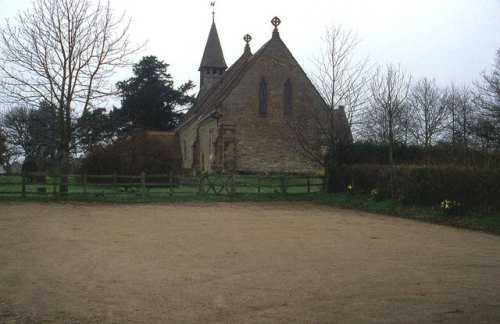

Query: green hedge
[[332, 165, 500, 211]]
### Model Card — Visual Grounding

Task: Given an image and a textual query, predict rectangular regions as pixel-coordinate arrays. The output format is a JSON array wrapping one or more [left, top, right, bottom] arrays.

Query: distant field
[[1, 202, 499, 323]]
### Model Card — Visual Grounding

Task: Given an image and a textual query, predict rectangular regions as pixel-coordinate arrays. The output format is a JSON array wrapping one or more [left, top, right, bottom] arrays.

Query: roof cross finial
[[271, 16, 281, 30], [211, 1, 216, 22], [244, 34, 252, 45], [271, 16, 281, 38]]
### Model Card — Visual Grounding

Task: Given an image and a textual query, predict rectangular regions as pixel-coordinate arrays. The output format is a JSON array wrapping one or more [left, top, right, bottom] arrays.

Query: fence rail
[[0, 173, 325, 197]]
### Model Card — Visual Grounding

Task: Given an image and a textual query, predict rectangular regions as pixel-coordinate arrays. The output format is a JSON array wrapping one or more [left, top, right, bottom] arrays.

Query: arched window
[[259, 79, 267, 115], [284, 79, 292, 115]]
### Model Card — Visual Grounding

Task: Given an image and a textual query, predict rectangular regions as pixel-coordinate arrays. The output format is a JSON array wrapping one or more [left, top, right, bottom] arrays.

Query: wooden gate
[[199, 174, 236, 195]]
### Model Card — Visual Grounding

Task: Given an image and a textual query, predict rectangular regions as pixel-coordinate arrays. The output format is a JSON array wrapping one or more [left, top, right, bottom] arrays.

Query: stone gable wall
[[217, 38, 324, 174]]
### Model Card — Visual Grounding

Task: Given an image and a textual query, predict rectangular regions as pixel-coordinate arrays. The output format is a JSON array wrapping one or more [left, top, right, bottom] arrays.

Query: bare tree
[[0, 0, 139, 191], [365, 64, 412, 164], [476, 49, 500, 122], [474, 48, 500, 148], [408, 78, 448, 148], [291, 93, 351, 192], [311, 24, 371, 138], [363, 64, 411, 197], [289, 24, 370, 191], [443, 84, 475, 149]]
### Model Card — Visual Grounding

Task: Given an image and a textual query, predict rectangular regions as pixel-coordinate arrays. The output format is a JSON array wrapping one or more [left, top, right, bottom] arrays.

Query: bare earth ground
[[0, 202, 499, 323]]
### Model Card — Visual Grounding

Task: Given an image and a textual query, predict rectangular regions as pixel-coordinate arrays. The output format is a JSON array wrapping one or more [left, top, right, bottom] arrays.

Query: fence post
[[83, 172, 88, 195], [112, 172, 117, 196], [169, 171, 174, 196], [230, 173, 236, 197], [257, 177, 261, 195], [21, 172, 26, 197], [280, 176, 286, 195], [199, 173, 205, 195], [307, 177, 311, 193], [52, 174, 57, 196], [141, 172, 146, 197]]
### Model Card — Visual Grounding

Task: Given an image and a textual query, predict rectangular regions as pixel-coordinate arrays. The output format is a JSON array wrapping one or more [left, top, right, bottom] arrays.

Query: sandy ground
[[0, 202, 499, 323]]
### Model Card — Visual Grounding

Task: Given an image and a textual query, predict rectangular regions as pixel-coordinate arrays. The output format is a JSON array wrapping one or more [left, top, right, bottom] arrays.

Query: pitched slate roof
[[199, 22, 227, 71]]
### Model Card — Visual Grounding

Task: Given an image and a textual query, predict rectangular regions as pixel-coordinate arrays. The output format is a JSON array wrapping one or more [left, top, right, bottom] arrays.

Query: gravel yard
[[1, 202, 499, 323]]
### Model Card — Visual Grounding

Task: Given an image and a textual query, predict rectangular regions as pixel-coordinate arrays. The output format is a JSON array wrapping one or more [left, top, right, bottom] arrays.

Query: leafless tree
[[311, 24, 371, 138], [364, 64, 412, 165], [291, 92, 351, 192], [442, 84, 475, 149], [288, 24, 370, 191], [408, 78, 448, 148], [474, 48, 500, 148], [0, 0, 140, 191], [362, 64, 411, 197]]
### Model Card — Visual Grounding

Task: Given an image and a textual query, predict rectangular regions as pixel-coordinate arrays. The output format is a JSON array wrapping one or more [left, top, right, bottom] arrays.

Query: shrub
[[79, 131, 180, 177], [332, 165, 499, 211]]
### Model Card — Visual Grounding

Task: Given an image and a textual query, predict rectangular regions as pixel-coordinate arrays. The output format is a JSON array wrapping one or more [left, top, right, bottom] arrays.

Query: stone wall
[[197, 118, 218, 173], [178, 120, 198, 170]]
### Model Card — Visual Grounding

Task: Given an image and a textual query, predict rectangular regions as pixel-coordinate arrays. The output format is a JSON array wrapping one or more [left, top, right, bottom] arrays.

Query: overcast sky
[[1, 0, 499, 98]]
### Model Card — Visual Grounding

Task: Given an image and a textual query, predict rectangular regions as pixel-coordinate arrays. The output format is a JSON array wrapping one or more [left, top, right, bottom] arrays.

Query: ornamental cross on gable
[[271, 16, 281, 30]]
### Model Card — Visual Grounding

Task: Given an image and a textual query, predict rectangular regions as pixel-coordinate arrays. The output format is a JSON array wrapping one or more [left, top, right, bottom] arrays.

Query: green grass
[[0, 175, 324, 196], [0, 174, 497, 235]]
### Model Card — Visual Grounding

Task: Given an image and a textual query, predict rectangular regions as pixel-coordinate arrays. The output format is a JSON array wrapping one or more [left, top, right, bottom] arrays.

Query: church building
[[176, 15, 350, 175]]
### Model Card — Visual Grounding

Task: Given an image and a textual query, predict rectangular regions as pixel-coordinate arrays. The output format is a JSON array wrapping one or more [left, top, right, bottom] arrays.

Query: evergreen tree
[[114, 56, 195, 132]]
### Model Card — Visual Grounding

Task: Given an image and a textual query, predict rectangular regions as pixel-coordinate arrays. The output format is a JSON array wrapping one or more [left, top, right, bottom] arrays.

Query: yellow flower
[[347, 185, 352, 190]]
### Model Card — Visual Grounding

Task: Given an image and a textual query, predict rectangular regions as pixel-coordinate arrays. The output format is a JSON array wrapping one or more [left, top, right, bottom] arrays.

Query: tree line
[[304, 25, 499, 172]]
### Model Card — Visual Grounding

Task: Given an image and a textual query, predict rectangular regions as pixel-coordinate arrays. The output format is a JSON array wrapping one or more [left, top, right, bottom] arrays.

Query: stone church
[[176, 16, 350, 175]]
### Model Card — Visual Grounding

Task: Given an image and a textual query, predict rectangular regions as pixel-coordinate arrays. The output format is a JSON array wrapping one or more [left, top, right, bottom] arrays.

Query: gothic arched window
[[259, 79, 267, 115], [284, 79, 292, 115]]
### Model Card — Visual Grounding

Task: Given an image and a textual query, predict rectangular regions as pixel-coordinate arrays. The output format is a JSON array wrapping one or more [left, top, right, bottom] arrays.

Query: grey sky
[[1, 0, 499, 96]]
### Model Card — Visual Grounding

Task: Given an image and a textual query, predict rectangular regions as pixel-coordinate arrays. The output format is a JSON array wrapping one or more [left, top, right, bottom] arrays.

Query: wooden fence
[[0, 173, 325, 197]]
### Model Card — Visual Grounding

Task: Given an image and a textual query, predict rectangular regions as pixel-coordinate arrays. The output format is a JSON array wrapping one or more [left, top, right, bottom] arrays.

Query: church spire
[[198, 2, 227, 93], [199, 21, 227, 71]]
